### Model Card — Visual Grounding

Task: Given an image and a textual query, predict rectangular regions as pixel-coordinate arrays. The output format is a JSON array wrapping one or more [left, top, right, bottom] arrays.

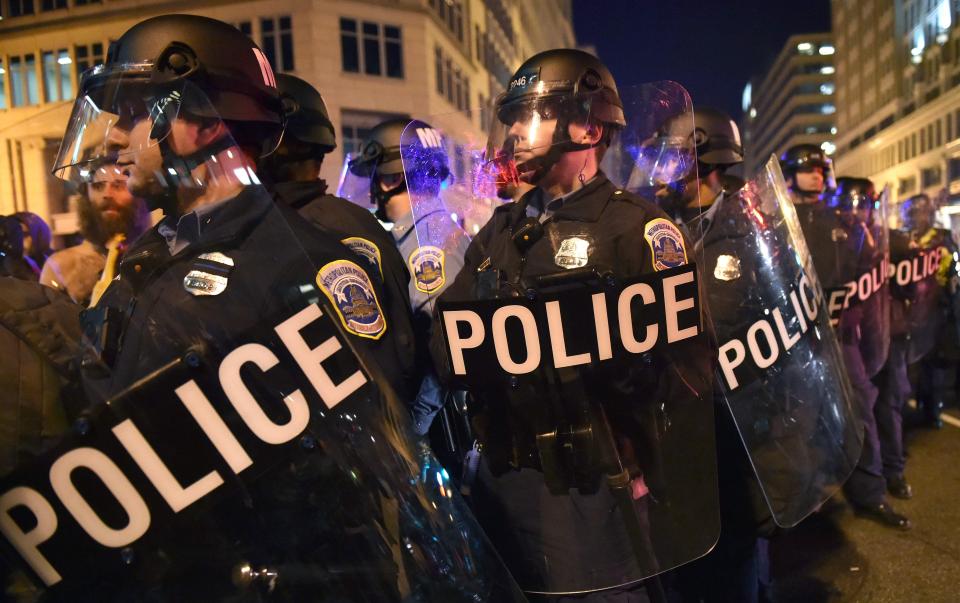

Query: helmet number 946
[[509, 73, 539, 92]]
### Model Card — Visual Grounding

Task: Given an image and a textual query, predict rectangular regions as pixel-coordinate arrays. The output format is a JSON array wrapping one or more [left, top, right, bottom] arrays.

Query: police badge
[[643, 218, 688, 271], [408, 246, 446, 293], [316, 260, 387, 339], [341, 236, 383, 278], [554, 237, 590, 269], [183, 252, 235, 296]]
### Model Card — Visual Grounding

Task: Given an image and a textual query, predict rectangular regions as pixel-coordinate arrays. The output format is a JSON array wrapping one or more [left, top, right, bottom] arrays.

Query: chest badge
[[341, 236, 383, 279], [644, 218, 688, 271], [409, 246, 446, 293], [831, 227, 848, 242], [183, 252, 234, 296], [555, 237, 590, 269], [317, 260, 386, 340], [714, 254, 741, 281]]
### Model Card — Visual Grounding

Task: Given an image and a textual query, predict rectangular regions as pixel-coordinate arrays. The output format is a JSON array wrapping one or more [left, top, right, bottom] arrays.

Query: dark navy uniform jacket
[[82, 185, 405, 404], [273, 180, 419, 401], [433, 172, 717, 592]]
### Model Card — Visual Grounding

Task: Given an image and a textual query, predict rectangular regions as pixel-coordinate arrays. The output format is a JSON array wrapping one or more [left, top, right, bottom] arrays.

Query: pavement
[[769, 404, 960, 603]]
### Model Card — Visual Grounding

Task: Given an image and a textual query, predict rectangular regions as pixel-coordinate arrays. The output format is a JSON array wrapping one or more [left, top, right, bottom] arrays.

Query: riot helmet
[[347, 118, 449, 221], [692, 107, 744, 169], [900, 193, 936, 233], [489, 48, 625, 186], [779, 144, 833, 200], [260, 73, 336, 183], [829, 176, 878, 222], [52, 14, 283, 213]]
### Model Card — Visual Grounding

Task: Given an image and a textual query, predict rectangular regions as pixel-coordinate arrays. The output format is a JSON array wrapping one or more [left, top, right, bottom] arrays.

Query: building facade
[[0, 0, 574, 238], [832, 0, 960, 227], [741, 33, 837, 177]]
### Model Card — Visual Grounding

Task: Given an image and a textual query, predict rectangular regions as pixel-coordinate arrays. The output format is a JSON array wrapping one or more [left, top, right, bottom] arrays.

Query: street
[[772, 404, 960, 602]]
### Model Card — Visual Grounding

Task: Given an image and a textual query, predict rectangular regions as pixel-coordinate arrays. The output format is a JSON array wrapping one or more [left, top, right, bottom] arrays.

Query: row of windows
[[429, 0, 465, 44], [0, 42, 104, 110], [5, 0, 98, 17], [235, 17, 295, 73], [339, 18, 403, 79], [435, 45, 470, 112]]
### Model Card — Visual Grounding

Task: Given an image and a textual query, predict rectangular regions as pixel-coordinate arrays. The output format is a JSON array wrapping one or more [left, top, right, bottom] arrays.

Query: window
[[0, 59, 6, 110], [948, 157, 960, 182], [260, 16, 294, 72], [340, 18, 403, 78], [922, 166, 942, 187], [74, 43, 104, 80], [899, 176, 916, 195], [42, 49, 72, 102], [340, 109, 409, 157], [936, 119, 942, 147], [429, 0, 464, 43], [9, 55, 39, 107], [921, 127, 927, 152], [434, 46, 470, 111], [40, 0, 66, 10], [235, 21, 252, 36], [8, 0, 35, 17], [949, 113, 954, 141], [73, 0, 102, 5]]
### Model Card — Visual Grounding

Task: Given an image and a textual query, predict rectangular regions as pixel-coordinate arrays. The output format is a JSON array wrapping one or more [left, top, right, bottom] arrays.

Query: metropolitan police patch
[[316, 260, 387, 339], [409, 246, 446, 293], [643, 218, 688, 271], [341, 236, 383, 278]]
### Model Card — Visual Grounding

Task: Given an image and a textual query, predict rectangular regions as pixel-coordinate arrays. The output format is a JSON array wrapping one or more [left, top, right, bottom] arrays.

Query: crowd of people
[[0, 12, 957, 603]]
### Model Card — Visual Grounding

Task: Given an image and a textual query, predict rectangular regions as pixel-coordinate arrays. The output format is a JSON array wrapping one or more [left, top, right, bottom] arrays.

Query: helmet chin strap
[[370, 174, 406, 222], [154, 134, 243, 215], [516, 116, 600, 185]]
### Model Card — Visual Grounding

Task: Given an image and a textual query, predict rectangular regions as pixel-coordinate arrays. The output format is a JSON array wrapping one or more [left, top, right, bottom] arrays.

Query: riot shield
[[693, 157, 861, 527], [821, 185, 891, 378], [1, 69, 526, 602], [431, 82, 719, 595]]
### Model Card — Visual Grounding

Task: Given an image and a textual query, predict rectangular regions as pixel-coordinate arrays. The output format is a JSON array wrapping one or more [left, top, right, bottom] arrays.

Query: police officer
[[651, 107, 773, 603], [42, 15, 524, 600], [782, 147, 909, 529], [348, 118, 469, 435], [259, 73, 419, 403], [654, 106, 745, 227], [901, 193, 959, 429], [434, 49, 718, 602]]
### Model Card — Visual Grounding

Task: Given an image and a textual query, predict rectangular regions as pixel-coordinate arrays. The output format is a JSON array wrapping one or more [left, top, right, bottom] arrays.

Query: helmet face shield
[[53, 63, 182, 183], [487, 93, 597, 185]]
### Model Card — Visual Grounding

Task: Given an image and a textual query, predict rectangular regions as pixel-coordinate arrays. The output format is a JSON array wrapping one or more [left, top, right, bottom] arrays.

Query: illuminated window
[[74, 43, 104, 80], [821, 66, 836, 75], [42, 48, 72, 102], [820, 83, 835, 95], [819, 45, 835, 56], [797, 42, 814, 55], [0, 59, 6, 110], [9, 54, 39, 107]]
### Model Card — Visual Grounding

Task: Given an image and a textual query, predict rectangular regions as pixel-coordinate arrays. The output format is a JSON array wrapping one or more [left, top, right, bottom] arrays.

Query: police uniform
[[436, 171, 707, 594], [794, 201, 885, 507], [272, 179, 419, 401], [83, 185, 398, 403]]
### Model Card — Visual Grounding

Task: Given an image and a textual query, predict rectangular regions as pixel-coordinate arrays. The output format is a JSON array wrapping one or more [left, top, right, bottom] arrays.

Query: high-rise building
[[741, 33, 837, 177], [832, 0, 960, 224], [0, 0, 574, 239]]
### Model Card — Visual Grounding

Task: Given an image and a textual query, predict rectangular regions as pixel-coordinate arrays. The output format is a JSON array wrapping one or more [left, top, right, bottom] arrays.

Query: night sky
[[572, 0, 832, 121]]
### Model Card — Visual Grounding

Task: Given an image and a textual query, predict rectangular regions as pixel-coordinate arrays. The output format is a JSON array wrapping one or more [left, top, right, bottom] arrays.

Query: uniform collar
[[520, 171, 615, 223]]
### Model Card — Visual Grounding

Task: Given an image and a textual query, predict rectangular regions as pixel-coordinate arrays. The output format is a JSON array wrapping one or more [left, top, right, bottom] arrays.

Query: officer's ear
[[577, 120, 604, 146]]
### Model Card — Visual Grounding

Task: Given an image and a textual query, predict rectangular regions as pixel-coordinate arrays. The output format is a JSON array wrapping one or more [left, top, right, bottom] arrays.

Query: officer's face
[[122, 117, 165, 199], [794, 166, 824, 194], [507, 109, 559, 175]]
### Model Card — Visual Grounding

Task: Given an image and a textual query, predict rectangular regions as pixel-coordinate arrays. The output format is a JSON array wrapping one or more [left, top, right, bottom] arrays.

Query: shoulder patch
[[316, 260, 387, 340], [341, 236, 383, 279], [643, 218, 688, 271], [408, 246, 446, 293]]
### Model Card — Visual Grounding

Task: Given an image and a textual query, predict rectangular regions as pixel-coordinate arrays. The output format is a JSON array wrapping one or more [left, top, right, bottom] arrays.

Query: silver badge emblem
[[714, 254, 741, 281], [831, 227, 848, 242], [555, 237, 590, 269], [183, 252, 235, 296]]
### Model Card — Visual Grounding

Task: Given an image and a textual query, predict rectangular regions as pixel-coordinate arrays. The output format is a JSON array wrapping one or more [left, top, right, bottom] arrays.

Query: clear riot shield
[[691, 157, 862, 527], [431, 82, 719, 595], [336, 151, 376, 210], [0, 69, 526, 602], [821, 186, 891, 378]]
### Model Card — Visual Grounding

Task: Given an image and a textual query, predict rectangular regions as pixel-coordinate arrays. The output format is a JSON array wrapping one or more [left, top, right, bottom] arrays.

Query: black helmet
[[277, 73, 336, 153], [496, 48, 625, 128], [900, 193, 935, 230], [348, 118, 448, 220], [104, 14, 281, 126], [779, 144, 831, 179], [349, 118, 408, 177], [828, 177, 877, 213], [692, 107, 743, 167]]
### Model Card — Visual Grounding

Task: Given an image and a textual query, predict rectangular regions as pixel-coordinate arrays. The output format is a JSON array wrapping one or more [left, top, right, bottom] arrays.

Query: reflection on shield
[[694, 157, 863, 527]]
